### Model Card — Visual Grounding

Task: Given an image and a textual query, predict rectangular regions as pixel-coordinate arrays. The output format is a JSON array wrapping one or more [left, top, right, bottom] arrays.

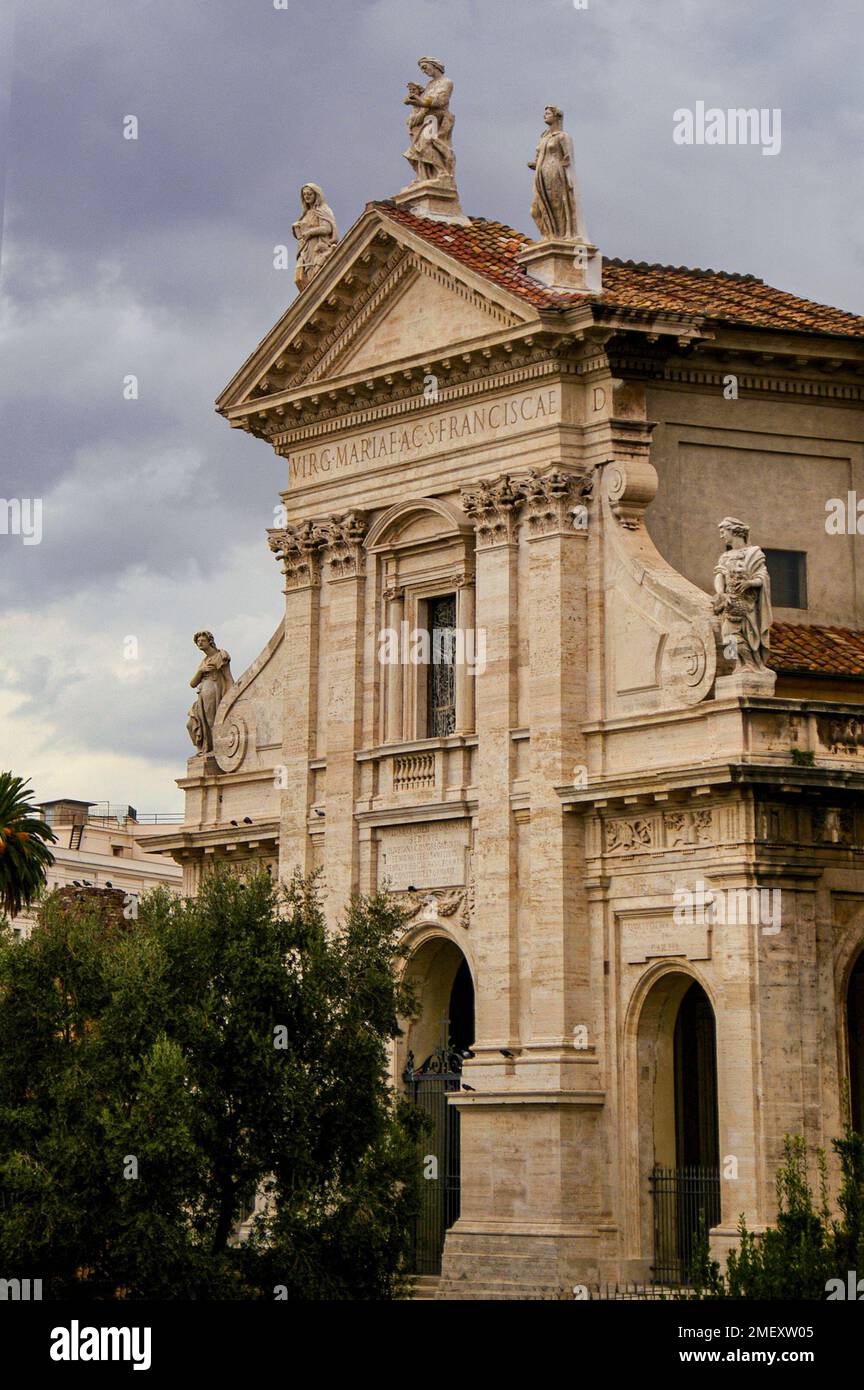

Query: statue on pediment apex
[[528, 106, 585, 242], [403, 57, 456, 186]]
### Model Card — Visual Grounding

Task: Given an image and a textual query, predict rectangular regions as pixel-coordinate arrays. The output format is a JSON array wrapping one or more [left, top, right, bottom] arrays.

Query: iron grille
[[404, 1045, 462, 1275], [650, 1164, 721, 1284]]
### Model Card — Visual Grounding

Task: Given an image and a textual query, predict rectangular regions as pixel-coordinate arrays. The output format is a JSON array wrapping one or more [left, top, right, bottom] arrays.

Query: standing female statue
[[186, 631, 233, 753], [528, 106, 584, 241], [403, 57, 456, 185], [292, 183, 338, 289], [712, 518, 773, 671]]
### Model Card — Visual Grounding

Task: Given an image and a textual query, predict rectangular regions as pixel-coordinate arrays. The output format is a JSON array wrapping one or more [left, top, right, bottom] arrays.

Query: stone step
[[405, 1274, 441, 1300]]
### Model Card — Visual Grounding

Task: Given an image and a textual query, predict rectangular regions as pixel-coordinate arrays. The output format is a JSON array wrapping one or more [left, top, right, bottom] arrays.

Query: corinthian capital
[[520, 466, 584, 537], [267, 518, 327, 589], [460, 474, 526, 548], [320, 510, 368, 579]]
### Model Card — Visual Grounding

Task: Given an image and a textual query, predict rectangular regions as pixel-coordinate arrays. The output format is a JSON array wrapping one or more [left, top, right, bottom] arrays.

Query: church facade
[[145, 68, 864, 1297]]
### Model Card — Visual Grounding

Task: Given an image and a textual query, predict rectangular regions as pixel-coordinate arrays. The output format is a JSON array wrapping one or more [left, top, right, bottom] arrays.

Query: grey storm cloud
[[0, 0, 862, 807]]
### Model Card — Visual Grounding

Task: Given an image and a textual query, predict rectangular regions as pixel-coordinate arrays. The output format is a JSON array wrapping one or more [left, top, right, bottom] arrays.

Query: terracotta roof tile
[[770, 624, 864, 677], [373, 203, 864, 339]]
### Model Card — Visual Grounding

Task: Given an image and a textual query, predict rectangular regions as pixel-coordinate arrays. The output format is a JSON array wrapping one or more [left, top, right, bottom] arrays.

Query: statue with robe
[[403, 57, 456, 186], [712, 518, 773, 671], [292, 183, 338, 289], [187, 631, 234, 753], [528, 106, 585, 241]]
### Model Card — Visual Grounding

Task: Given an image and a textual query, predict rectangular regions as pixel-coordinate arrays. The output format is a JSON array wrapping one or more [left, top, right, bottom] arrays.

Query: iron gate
[[403, 1045, 462, 1275], [650, 1164, 721, 1284]]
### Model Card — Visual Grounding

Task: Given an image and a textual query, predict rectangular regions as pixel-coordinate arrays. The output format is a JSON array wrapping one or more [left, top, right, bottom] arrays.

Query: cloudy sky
[[1, 0, 862, 813]]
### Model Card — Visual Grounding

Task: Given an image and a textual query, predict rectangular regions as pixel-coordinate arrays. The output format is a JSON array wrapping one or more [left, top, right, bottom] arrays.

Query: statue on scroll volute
[[292, 183, 338, 289], [528, 106, 585, 241], [403, 57, 456, 185], [187, 631, 234, 753], [712, 519, 773, 671]]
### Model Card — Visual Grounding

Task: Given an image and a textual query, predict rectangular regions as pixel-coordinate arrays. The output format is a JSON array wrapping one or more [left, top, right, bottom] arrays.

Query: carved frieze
[[605, 817, 653, 853], [812, 807, 854, 845], [819, 716, 864, 755], [665, 809, 713, 847]]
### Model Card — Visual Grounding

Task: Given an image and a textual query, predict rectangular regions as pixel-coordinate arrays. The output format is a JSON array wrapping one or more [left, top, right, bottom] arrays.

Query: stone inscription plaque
[[378, 821, 467, 891], [288, 386, 560, 483], [621, 915, 711, 965]]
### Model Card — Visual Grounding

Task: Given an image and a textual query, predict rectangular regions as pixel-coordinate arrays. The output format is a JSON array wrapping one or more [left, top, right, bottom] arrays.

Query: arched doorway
[[847, 950, 864, 1133], [401, 934, 475, 1275], [636, 971, 720, 1283]]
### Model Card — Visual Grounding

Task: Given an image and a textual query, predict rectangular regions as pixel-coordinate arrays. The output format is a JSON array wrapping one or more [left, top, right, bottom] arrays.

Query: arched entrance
[[636, 970, 720, 1283], [401, 933, 475, 1275], [847, 950, 864, 1133]]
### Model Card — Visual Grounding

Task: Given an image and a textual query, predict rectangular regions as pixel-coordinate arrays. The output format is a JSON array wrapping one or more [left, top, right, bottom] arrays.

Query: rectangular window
[[764, 549, 808, 609], [427, 594, 456, 738]]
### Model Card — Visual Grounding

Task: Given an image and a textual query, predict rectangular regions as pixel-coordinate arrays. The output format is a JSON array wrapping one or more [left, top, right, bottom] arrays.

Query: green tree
[[0, 868, 423, 1299], [689, 1131, 864, 1299], [0, 773, 55, 918]]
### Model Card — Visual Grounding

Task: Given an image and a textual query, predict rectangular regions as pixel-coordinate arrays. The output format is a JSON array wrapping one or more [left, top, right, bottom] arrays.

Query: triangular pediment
[[217, 205, 535, 420]]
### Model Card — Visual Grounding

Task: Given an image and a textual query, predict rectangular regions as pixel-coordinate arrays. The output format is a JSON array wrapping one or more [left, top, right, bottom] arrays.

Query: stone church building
[[146, 69, 864, 1297]]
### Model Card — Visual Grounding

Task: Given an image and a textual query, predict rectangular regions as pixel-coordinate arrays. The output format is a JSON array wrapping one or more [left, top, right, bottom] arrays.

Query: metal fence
[[404, 1046, 462, 1276], [650, 1164, 721, 1284]]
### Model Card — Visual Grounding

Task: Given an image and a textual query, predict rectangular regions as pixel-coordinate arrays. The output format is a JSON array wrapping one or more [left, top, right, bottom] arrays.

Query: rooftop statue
[[712, 518, 773, 672], [402, 56, 457, 187], [292, 183, 338, 289], [528, 106, 585, 242], [187, 630, 234, 753]]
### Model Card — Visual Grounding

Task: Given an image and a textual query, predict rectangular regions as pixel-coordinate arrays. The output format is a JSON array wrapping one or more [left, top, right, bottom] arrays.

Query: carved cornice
[[247, 344, 570, 446]]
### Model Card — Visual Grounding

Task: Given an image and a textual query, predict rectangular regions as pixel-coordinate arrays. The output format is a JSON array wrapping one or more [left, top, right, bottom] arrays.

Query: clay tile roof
[[373, 202, 864, 339], [770, 624, 864, 677]]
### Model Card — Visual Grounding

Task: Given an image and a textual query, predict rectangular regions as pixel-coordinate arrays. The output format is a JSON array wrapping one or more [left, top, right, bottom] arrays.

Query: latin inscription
[[288, 386, 559, 482], [621, 916, 711, 964], [378, 821, 468, 891]]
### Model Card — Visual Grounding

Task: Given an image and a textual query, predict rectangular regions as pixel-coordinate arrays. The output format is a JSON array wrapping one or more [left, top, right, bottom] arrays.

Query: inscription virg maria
[[288, 386, 559, 482], [378, 822, 468, 892]]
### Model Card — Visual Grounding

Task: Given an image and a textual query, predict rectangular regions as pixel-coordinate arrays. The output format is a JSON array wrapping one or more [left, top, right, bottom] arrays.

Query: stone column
[[320, 512, 367, 922], [384, 585, 404, 743], [268, 520, 323, 880], [454, 574, 476, 736], [461, 476, 523, 1050], [523, 469, 594, 1070]]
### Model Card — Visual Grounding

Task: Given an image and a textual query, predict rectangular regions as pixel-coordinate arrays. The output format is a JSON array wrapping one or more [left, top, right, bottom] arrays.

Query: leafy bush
[[689, 1131, 864, 1299]]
